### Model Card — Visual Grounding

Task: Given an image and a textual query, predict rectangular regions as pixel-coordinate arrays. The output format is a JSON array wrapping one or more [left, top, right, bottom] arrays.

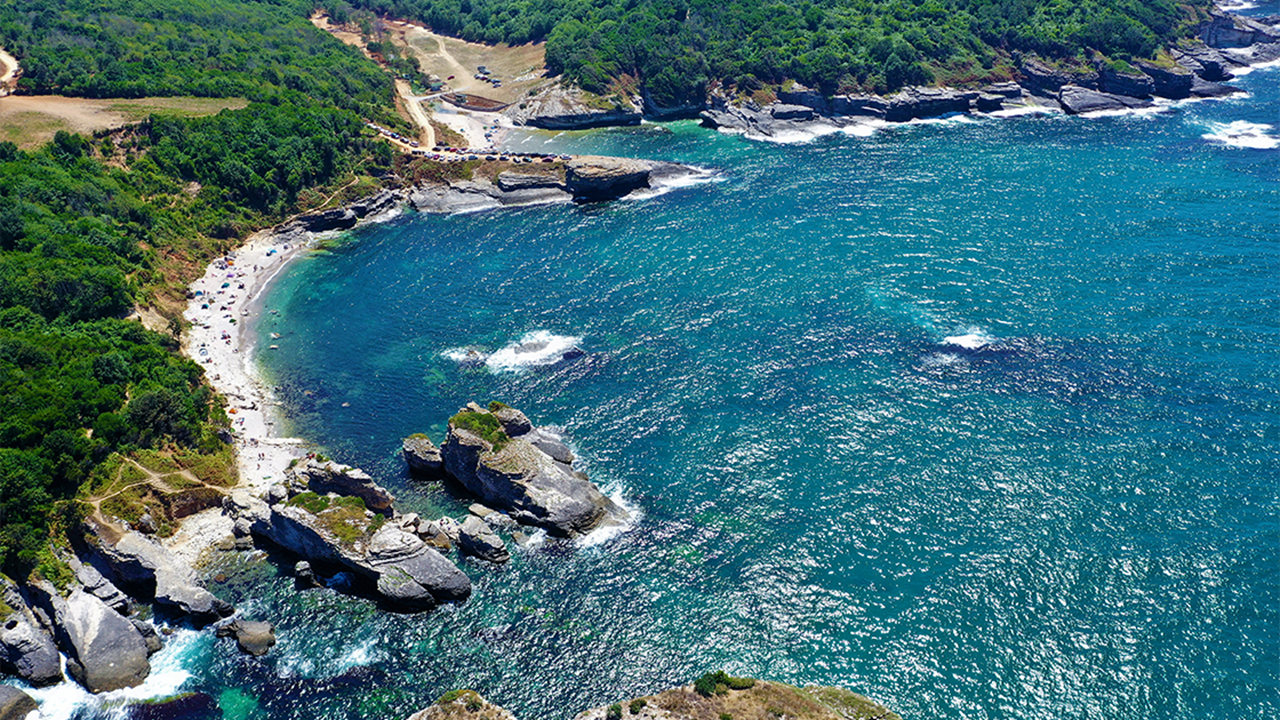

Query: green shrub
[[287, 492, 330, 514], [694, 671, 755, 697], [450, 410, 509, 451], [720, 714, 733, 720], [487, 401, 510, 412], [466, 699, 483, 712], [607, 704, 623, 720], [629, 699, 647, 714], [438, 690, 463, 705]]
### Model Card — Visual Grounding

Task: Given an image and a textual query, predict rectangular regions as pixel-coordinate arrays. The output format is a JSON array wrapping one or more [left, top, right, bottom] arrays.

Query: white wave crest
[[1201, 120, 1279, 149], [484, 331, 584, 371], [577, 487, 642, 548], [942, 328, 998, 350], [18, 628, 206, 720], [627, 166, 723, 201], [1079, 104, 1172, 119]]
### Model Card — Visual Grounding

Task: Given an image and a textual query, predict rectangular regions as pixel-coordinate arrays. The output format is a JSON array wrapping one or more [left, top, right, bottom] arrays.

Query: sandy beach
[[161, 226, 322, 564]]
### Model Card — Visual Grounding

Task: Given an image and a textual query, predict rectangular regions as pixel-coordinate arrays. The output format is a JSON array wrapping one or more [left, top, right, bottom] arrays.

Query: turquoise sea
[[28, 52, 1280, 720]]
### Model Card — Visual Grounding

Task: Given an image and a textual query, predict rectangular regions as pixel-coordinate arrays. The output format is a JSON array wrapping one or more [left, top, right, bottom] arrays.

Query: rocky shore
[[502, 10, 1279, 136], [406, 676, 899, 720]]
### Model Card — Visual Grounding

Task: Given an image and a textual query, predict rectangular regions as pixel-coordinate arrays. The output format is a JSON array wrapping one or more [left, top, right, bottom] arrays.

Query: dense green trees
[[0, 0, 394, 116], [335, 0, 1206, 98]]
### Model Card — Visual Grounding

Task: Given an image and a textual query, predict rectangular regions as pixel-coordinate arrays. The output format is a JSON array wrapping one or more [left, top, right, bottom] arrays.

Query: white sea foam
[[985, 105, 1062, 118], [333, 637, 380, 673], [17, 628, 206, 720], [627, 166, 722, 200], [907, 112, 981, 127], [1216, 0, 1257, 9], [577, 487, 642, 548], [484, 330, 584, 371], [1201, 120, 1279, 149], [1226, 56, 1280, 75], [1078, 104, 1173, 119], [840, 119, 890, 137], [942, 327, 998, 350]]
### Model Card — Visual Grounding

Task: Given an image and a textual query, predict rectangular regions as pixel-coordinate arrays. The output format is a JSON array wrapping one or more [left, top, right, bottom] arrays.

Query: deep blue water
[[45, 61, 1280, 720]]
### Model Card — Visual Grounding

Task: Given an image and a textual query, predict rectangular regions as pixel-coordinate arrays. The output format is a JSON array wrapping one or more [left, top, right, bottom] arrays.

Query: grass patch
[[695, 672, 756, 697], [450, 410, 509, 451], [430, 118, 467, 147]]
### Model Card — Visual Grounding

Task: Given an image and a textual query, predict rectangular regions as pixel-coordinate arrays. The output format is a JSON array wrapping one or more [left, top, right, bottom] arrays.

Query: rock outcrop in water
[[238, 484, 471, 611], [405, 678, 899, 720], [439, 402, 626, 537], [0, 686, 38, 720], [408, 156, 706, 213], [35, 585, 152, 693]]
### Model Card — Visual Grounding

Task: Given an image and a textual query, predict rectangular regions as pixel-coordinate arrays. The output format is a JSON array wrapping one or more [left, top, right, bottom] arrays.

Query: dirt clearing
[[0, 95, 247, 148], [395, 24, 550, 105]]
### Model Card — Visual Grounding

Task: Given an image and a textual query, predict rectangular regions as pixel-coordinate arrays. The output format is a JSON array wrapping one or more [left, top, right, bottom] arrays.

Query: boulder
[[440, 405, 624, 536], [0, 686, 38, 720], [0, 579, 61, 687], [84, 523, 231, 624], [294, 560, 319, 588], [287, 459, 395, 515], [402, 435, 445, 475], [564, 156, 652, 200], [768, 103, 815, 121], [973, 93, 1006, 112], [216, 619, 275, 656], [1057, 85, 1153, 114], [248, 503, 470, 611], [131, 618, 163, 656], [57, 590, 151, 693], [490, 405, 532, 437], [524, 429, 575, 465], [1133, 60, 1194, 99], [459, 516, 510, 563]]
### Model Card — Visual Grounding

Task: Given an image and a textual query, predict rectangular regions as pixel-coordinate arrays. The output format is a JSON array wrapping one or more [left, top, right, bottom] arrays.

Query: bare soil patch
[[0, 95, 246, 148], [395, 24, 550, 104]]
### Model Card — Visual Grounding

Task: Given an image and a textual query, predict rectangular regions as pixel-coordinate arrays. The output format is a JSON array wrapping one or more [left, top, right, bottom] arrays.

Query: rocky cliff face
[[505, 84, 642, 130], [287, 458, 396, 515]]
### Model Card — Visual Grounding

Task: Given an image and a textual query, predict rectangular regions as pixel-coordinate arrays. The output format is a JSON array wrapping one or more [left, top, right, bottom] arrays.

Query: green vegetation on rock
[[450, 409, 510, 451]]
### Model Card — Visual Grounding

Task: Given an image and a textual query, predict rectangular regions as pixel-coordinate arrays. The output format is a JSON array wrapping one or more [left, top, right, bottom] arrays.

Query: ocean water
[[27, 57, 1280, 720]]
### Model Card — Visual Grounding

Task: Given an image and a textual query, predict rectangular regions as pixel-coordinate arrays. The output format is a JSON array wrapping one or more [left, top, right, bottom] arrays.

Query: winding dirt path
[[0, 46, 20, 94]]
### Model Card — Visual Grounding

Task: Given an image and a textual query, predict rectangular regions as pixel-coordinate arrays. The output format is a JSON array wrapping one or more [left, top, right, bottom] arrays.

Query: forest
[[333, 0, 1208, 102], [0, 0, 402, 576]]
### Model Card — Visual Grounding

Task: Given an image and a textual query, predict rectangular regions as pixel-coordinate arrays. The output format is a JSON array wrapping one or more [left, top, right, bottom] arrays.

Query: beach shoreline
[[161, 205, 400, 565]]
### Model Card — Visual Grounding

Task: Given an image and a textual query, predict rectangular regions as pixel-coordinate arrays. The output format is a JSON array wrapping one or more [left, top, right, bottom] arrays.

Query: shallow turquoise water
[[65, 67, 1280, 720]]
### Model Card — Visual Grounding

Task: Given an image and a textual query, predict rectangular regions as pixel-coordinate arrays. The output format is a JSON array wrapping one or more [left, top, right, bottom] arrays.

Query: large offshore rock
[[215, 618, 276, 656], [84, 522, 231, 624], [57, 590, 151, 693], [459, 515, 510, 563], [441, 404, 624, 536], [402, 435, 445, 475], [287, 458, 395, 515], [1057, 85, 1153, 114], [249, 501, 470, 610], [0, 686, 38, 720], [0, 577, 62, 687]]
